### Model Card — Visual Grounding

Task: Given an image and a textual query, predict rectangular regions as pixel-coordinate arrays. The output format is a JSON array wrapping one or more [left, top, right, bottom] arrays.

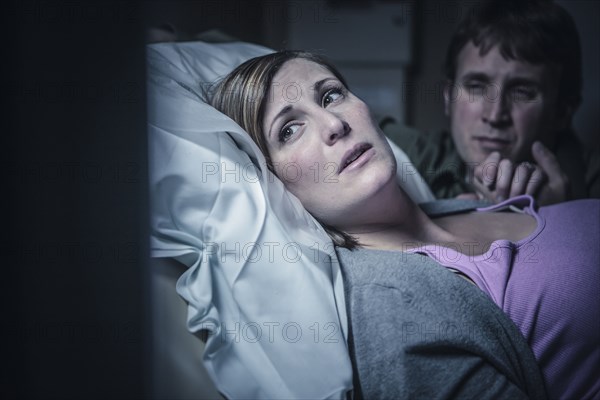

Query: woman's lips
[[339, 143, 374, 173]]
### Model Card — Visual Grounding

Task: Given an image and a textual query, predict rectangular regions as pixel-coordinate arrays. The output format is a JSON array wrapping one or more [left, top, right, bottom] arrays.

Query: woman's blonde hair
[[209, 50, 359, 248]]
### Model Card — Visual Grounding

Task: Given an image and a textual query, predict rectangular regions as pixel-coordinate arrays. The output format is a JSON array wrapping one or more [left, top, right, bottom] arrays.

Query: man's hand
[[469, 141, 570, 205], [531, 141, 571, 205]]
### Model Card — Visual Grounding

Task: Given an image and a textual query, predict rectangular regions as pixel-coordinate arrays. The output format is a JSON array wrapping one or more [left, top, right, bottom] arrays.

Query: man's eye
[[511, 87, 538, 102], [464, 82, 486, 95], [279, 124, 300, 143], [322, 88, 343, 107]]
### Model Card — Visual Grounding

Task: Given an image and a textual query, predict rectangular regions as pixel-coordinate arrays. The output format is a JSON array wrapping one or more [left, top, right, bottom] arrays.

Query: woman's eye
[[322, 88, 343, 107], [279, 124, 300, 143]]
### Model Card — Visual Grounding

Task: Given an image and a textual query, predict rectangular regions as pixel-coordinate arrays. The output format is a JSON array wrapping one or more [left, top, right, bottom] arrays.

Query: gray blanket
[[337, 247, 547, 399]]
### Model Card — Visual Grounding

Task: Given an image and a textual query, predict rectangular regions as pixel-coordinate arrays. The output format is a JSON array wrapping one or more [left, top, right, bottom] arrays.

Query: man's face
[[445, 42, 565, 165]]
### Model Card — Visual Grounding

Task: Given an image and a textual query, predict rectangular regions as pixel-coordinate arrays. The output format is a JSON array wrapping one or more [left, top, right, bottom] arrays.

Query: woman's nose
[[320, 110, 350, 144]]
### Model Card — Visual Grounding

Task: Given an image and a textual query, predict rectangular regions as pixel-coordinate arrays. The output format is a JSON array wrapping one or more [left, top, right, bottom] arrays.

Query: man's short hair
[[444, 0, 582, 112]]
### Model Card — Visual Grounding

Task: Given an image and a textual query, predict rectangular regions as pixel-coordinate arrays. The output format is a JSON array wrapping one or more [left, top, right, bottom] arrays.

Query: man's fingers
[[532, 141, 570, 202], [532, 141, 563, 181], [509, 162, 535, 198], [495, 159, 514, 201], [526, 167, 546, 196], [476, 151, 501, 189], [471, 177, 494, 201]]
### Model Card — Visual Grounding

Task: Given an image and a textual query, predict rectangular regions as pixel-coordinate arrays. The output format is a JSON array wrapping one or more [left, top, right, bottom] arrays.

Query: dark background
[[3, 0, 148, 398], [3, 0, 598, 398]]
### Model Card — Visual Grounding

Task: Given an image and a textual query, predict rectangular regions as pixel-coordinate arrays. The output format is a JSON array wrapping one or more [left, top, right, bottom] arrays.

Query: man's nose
[[482, 92, 511, 127]]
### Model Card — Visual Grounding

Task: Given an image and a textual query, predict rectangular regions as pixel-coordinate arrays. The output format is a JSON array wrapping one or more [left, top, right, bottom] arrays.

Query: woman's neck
[[344, 184, 460, 250], [347, 190, 537, 255]]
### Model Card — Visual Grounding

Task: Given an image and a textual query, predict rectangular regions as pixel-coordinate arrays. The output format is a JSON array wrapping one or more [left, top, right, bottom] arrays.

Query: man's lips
[[473, 136, 512, 151], [339, 143, 373, 173]]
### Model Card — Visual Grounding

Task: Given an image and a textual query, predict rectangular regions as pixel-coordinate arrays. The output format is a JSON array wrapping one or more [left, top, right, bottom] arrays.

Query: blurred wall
[[406, 0, 461, 136], [144, 0, 265, 43], [556, 0, 600, 150]]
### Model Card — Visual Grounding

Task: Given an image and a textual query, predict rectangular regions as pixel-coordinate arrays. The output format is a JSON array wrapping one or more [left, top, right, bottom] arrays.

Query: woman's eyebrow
[[268, 104, 293, 139], [313, 78, 336, 96]]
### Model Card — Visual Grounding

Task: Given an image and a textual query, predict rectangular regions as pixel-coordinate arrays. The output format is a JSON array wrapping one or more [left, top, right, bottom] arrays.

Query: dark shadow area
[[3, 1, 147, 397]]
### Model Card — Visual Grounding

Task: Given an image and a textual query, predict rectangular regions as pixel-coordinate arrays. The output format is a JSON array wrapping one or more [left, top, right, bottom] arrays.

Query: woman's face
[[262, 58, 397, 228]]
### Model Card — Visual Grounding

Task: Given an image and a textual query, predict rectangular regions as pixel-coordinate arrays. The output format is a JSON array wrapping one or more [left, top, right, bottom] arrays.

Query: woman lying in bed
[[210, 51, 599, 399]]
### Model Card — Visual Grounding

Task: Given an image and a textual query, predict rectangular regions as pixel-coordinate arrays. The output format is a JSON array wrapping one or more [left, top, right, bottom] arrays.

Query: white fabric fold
[[148, 41, 353, 399]]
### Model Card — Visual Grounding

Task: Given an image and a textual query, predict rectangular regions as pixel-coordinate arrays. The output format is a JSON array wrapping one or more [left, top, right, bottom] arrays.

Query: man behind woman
[[382, 0, 599, 205]]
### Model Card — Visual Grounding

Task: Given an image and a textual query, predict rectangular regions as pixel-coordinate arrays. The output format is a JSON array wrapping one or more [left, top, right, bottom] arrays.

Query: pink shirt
[[410, 195, 600, 399]]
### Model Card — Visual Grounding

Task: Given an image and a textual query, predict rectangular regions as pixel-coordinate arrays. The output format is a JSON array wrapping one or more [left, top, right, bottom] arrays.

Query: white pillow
[[147, 40, 434, 399]]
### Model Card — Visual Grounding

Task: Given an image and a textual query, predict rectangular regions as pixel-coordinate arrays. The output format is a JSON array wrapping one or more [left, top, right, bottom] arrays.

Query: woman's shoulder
[[537, 198, 600, 232], [543, 197, 600, 209]]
